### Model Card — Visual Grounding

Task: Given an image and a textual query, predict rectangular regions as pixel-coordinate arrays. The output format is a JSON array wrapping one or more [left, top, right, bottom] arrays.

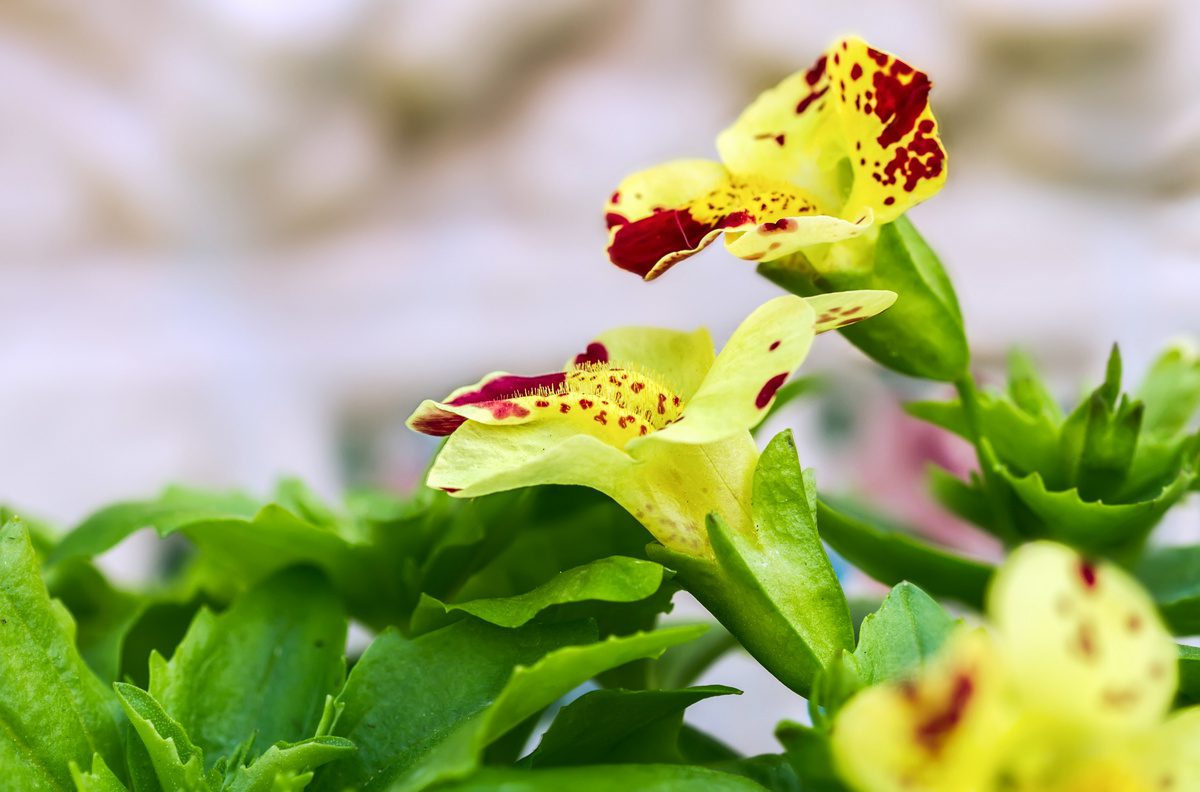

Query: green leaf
[[704, 754, 805, 792], [1006, 349, 1063, 423], [1135, 546, 1200, 634], [926, 466, 992, 531], [524, 686, 738, 767], [997, 466, 1195, 556], [311, 618, 595, 792], [905, 394, 1060, 480], [658, 432, 852, 696], [70, 756, 129, 792], [114, 683, 215, 792], [414, 556, 666, 631], [225, 737, 355, 792], [43, 560, 146, 683], [0, 519, 125, 791], [49, 487, 260, 565], [814, 500, 992, 609], [774, 722, 848, 792], [759, 216, 969, 381], [852, 582, 956, 686], [434, 765, 766, 791], [1178, 644, 1200, 705], [1138, 342, 1200, 439], [381, 625, 705, 792], [149, 567, 347, 764]]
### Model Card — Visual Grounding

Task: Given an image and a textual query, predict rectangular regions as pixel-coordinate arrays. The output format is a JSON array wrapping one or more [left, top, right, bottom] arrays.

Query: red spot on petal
[[760, 218, 796, 233], [440, 486, 461, 493], [574, 342, 609, 366], [850, 63, 863, 80], [579, 399, 593, 410], [769, 340, 781, 351], [883, 196, 896, 206], [1079, 560, 1099, 590], [594, 410, 608, 425], [535, 400, 549, 407], [915, 673, 974, 752], [559, 403, 571, 413], [756, 373, 789, 409], [774, 133, 786, 146], [795, 85, 829, 115], [805, 55, 827, 86], [610, 190, 621, 204], [483, 400, 530, 420]]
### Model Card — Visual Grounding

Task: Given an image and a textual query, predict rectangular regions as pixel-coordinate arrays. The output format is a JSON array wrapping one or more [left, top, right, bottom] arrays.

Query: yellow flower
[[831, 542, 1200, 792], [605, 36, 946, 280], [407, 291, 894, 558]]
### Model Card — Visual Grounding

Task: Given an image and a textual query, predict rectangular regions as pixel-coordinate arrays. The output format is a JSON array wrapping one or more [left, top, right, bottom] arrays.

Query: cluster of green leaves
[[808, 343, 1200, 692], [2, 428, 887, 792]]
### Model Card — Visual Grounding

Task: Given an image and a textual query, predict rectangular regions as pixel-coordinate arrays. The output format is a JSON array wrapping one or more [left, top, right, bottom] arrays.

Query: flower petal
[[605, 160, 825, 279], [427, 421, 635, 496], [716, 51, 844, 211], [827, 36, 947, 224], [804, 289, 898, 333], [831, 630, 1012, 792], [638, 295, 815, 446], [570, 327, 716, 402], [988, 542, 1178, 736], [723, 212, 873, 263], [407, 371, 566, 436]]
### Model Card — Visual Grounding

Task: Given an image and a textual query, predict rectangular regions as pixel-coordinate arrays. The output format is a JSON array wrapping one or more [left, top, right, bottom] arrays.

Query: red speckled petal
[[638, 295, 816, 446], [723, 211, 873, 263], [827, 36, 947, 223], [605, 160, 823, 279]]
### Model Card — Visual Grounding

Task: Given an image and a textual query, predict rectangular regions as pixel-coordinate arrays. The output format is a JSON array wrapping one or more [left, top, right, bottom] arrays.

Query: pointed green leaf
[[114, 683, 213, 792], [0, 519, 124, 791], [1139, 342, 1200, 439], [997, 466, 1195, 555], [650, 621, 739, 690], [814, 500, 992, 609], [225, 737, 355, 792], [414, 556, 666, 631], [524, 685, 738, 767], [70, 755, 129, 792], [385, 625, 706, 792], [43, 561, 145, 683], [149, 567, 347, 764], [852, 582, 956, 686], [311, 618, 597, 792], [773, 722, 848, 792]]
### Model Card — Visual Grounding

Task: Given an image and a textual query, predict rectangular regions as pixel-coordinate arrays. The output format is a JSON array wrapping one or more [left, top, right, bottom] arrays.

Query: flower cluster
[[832, 542, 1200, 792]]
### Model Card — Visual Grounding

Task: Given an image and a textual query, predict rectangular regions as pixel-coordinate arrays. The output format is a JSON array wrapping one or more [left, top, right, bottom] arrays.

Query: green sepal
[[759, 216, 968, 381], [774, 721, 849, 791], [652, 431, 853, 696]]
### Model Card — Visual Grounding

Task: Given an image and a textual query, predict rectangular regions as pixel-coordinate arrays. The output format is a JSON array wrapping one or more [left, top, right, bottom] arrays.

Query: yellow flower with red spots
[[408, 291, 894, 557], [831, 542, 1200, 792], [605, 36, 946, 280]]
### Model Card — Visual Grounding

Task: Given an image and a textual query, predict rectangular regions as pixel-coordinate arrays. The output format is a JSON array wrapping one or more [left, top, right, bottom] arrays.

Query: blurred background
[[3, 0, 1199, 750]]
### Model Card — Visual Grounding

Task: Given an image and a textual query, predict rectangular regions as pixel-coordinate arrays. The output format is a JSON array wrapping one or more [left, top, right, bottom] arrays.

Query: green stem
[[954, 374, 1020, 545]]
